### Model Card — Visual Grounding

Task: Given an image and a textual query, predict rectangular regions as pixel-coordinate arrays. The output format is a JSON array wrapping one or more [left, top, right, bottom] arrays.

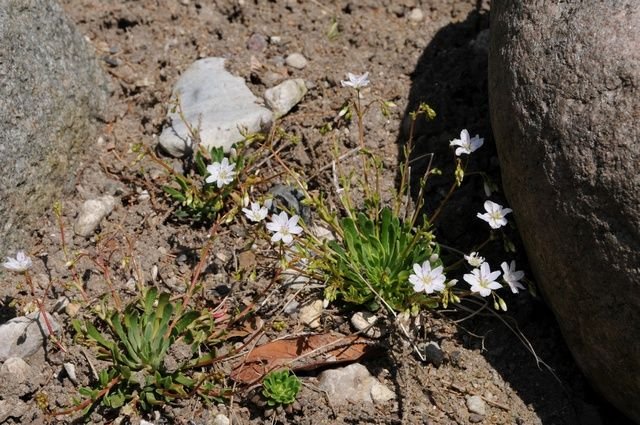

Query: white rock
[[283, 299, 299, 315], [466, 395, 486, 416], [212, 414, 230, 425], [159, 57, 273, 157], [370, 381, 396, 403], [408, 8, 424, 22], [281, 255, 310, 289], [285, 53, 308, 69], [311, 224, 335, 241], [350, 311, 385, 338], [299, 299, 323, 329], [74, 195, 116, 237], [280, 268, 310, 289], [0, 312, 60, 361], [264, 79, 307, 118], [63, 362, 78, 384], [318, 363, 395, 405], [53, 296, 70, 313]]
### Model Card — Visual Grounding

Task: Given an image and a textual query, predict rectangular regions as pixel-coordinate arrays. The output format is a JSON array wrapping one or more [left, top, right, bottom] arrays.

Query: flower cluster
[[408, 255, 525, 299], [242, 200, 304, 246], [462, 260, 525, 297]]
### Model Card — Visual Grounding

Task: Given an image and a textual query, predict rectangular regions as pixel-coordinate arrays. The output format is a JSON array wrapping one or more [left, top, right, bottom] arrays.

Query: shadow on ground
[[397, 8, 634, 425]]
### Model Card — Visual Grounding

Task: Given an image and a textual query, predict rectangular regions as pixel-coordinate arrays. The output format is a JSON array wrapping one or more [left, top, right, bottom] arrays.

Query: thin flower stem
[[354, 92, 372, 199], [93, 257, 122, 311], [429, 158, 468, 224], [24, 272, 66, 353], [51, 376, 121, 416], [170, 218, 222, 336], [53, 204, 89, 301]]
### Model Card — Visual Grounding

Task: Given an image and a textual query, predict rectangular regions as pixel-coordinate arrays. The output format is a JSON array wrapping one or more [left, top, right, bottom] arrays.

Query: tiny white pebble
[[408, 8, 424, 22], [285, 53, 308, 69]]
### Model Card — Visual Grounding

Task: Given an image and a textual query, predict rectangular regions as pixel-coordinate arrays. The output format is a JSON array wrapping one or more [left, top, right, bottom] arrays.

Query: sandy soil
[[0, 1, 632, 424]]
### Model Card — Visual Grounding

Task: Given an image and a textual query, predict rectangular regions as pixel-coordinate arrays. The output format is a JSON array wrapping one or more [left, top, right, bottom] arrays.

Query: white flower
[[477, 200, 512, 229], [341, 72, 370, 89], [205, 158, 236, 188], [501, 261, 525, 294], [450, 129, 484, 156], [3, 250, 33, 273], [266, 211, 303, 245], [463, 262, 502, 297], [409, 261, 446, 294], [242, 202, 269, 223], [464, 252, 485, 267]]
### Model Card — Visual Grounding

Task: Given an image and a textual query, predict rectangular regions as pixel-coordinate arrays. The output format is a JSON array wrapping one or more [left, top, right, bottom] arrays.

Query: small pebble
[[74, 195, 117, 237], [176, 254, 187, 264], [65, 303, 81, 317], [212, 413, 230, 425], [103, 56, 121, 67], [264, 78, 307, 118], [247, 33, 268, 52], [299, 300, 323, 329], [63, 363, 77, 384], [423, 341, 444, 367], [466, 395, 486, 416], [370, 381, 396, 403], [350, 312, 385, 338], [138, 189, 150, 201], [283, 300, 299, 315], [469, 413, 485, 423], [124, 278, 137, 292], [262, 71, 285, 87], [285, 53, 308, 69], [408, 8, 424, 22], [311, 225, 335, 241], [53, 296, 70, 313]]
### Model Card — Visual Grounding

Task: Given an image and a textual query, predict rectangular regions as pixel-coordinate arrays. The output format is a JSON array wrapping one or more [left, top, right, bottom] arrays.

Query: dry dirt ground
[[1, 1, 634, 424]]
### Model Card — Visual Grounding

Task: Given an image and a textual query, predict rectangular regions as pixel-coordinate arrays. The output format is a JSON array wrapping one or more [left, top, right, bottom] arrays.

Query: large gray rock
[[0, 0, 108, 255], [489, 2, 640, 421]]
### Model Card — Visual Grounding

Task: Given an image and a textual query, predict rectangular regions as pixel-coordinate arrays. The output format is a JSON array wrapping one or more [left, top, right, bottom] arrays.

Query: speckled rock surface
[[489, 2, 640, 421], [0, 0, 108, 255]]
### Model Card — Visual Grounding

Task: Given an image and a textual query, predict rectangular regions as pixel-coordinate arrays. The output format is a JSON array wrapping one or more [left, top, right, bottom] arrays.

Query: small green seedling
[[163, 145, 245, 223], [262, 369, 301, 407], [74, 288, 217, 413]]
